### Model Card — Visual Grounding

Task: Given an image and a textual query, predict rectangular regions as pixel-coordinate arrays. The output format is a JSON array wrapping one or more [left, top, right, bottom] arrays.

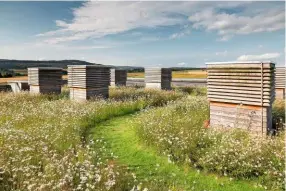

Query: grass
[[273, 99, 285, 121], [0, 88, 184, 190], [0, 87, 283, 190], [110, 86, 185, 105], [173, 86, 207, 96], [134, 97, 285, 191], [127, 70, 207, 79], [91, 114, 264, 191], [0, 93, 141, 190]]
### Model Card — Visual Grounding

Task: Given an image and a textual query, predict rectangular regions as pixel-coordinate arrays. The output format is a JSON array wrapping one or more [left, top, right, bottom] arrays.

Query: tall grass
[[173, 86, 207, 96], [110, 86, 184, 106], [134, 96, 285, 190], [272, 99, 285, 133], [273, 99, 285, 120], [0, 88, 184, 190]]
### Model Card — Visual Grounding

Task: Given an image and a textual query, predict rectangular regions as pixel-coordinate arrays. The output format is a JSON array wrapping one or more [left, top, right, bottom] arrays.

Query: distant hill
[[0, 59, 101, 69], [118, 66, 205, 71], [0, 59, 146, 72], [0, 59, 204, 72], [115, 66, 144, 72], [172, 67, 206, 71]]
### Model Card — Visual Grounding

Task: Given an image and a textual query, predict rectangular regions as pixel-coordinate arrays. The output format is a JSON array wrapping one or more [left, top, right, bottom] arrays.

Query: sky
[[0, 1, 285, 67]]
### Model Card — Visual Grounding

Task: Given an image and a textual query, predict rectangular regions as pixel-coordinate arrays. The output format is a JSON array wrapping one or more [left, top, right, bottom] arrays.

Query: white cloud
[[169, 30, 191, 39], [39, 2, 195, 44], [237, 53, 281, 61], [72, 45, 112, 50], [169, 33, 184, 39], [177, 62, 187, 66], [215, 50, 228, 56], [128, 31, 143, 37], [0, 42, 113, 62], [33, 42, 112, 50], [217, 35, 232, 42], [169, 25, 192, 39], [38, 1, 263, 44], [188, 4, 285, 41], [258, 45, 263, 48], [139, 36, 161, 42], [37, 2, 285, 44]]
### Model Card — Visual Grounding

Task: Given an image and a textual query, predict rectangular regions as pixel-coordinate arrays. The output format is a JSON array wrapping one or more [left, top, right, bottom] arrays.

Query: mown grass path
[[91, 114, 263, 191]]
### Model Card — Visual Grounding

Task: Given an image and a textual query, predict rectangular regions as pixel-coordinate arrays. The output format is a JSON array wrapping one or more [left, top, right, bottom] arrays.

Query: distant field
[[0, 75, 68, 85], [13, 69, 28, 75], [0, 70, 205, 84], [128, 70, 207, 79], [0, 76, 28, 84]]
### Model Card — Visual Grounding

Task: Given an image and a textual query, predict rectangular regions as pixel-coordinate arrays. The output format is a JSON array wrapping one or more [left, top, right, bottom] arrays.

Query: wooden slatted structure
[[110, 69, 127, 86], [206, 61, 275, 133], [28, 67, 62, 94], [7, 80, 29, 93], [145, 67, 172, 90], [275, 67, 285, 99], [68, 65, 110, 100]]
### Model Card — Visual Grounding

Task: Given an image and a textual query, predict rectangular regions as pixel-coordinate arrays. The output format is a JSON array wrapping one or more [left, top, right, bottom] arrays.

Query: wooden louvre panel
[[110, 69, 127, 86], [206, 61, 275, 134], [28, 67, 62, 94], [207, 62, 275, 107], [275, 67, 285, 88], [145, 67, 172, 90], [275, 67, 285, 99], [68, 65, 110, 100], [69, 87, 109, 101]]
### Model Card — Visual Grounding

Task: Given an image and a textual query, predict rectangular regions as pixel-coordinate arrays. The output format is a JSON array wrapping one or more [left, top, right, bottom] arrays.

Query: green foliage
[[272, 99, 285, 133], [0, 87, 283, 190], [273, 99, 285, 121], [134, 97, 285, 190], [0, 88, 183, 190], [109, 87, 185, 107], [173, 86, 207, 96], [93, 115, 263, 191], [0, 68, 15, 77]]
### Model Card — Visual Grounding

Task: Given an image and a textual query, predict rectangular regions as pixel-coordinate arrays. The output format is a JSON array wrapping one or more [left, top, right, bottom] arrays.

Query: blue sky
[[0, 1, 285, 67]]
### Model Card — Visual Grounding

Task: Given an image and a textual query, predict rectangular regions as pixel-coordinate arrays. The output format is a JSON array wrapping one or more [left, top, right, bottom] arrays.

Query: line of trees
[[0, 68, 24, 78]]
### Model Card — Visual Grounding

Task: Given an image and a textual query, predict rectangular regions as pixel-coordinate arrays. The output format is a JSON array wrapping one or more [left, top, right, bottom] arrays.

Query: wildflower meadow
[[134, 97, 285, 190], [0, 87, 284, 191]]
